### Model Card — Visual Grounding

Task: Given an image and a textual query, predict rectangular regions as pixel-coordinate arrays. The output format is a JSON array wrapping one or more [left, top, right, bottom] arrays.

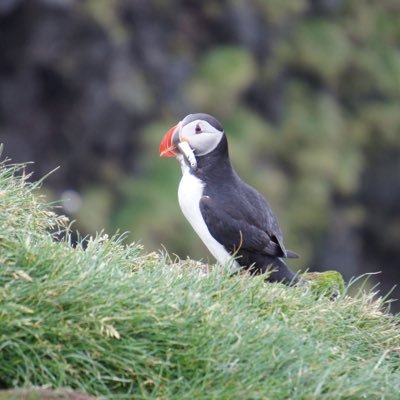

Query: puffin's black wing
[[199, 195, 291, 258]]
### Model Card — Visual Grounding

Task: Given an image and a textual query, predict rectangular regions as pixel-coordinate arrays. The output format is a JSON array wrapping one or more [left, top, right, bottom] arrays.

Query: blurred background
[[1, 0, 399, 310]]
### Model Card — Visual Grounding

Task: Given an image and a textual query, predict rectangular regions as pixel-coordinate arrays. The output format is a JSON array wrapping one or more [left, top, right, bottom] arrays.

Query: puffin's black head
[[159, 113, 225, 158]]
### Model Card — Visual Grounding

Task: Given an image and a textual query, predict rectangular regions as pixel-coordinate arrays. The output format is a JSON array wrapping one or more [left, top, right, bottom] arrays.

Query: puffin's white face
[[159, 113, 225, 161], [178, 118, 224, 156]]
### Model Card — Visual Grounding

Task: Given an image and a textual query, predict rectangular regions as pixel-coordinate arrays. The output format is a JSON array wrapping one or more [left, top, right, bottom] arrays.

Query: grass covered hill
[[0, 159, 399, 400]]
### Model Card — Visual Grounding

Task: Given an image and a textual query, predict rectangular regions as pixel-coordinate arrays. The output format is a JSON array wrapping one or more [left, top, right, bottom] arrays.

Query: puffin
[[159, 113, 300, 284]]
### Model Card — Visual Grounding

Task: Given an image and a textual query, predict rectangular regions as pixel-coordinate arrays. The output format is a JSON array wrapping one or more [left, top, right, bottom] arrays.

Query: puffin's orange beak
[[159, 125, 177, 157]]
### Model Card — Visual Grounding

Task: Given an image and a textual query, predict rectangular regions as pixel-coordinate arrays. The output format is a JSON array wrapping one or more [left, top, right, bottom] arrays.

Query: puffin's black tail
[[266, 258, 300, 285], [286, 249, 299, 259]]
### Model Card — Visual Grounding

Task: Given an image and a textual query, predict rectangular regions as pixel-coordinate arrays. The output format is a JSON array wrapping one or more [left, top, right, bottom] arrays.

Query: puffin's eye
[[195, 124, 202, 134]]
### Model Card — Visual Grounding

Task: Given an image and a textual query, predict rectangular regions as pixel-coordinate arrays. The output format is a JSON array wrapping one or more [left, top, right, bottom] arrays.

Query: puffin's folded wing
[[199, 196, 285, 258]]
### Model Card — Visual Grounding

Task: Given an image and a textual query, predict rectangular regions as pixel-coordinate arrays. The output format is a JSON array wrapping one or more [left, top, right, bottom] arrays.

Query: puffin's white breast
[[178, 169, 240, 272]]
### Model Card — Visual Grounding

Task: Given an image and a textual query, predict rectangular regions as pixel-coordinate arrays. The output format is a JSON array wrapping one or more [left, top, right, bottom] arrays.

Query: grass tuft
[[0, 159, 399, 399]]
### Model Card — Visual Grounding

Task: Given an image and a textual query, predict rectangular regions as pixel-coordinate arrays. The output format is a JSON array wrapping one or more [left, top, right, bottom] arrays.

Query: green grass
[[0, 159, 399, 400]]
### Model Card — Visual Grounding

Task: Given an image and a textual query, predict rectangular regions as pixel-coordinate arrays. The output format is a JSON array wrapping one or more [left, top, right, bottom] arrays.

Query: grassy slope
[[0, 160, 399, 400]]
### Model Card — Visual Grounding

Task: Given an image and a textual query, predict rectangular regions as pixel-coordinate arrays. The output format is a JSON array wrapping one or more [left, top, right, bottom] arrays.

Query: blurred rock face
[[1, 0, 400, 309]]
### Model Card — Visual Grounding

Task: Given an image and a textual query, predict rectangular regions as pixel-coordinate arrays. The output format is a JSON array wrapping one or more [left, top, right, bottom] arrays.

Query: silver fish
[[177, 141, 197, 170]]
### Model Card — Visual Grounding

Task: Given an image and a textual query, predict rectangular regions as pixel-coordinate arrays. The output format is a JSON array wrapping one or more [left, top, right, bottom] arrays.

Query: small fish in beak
[[177, 140, 197, 170]]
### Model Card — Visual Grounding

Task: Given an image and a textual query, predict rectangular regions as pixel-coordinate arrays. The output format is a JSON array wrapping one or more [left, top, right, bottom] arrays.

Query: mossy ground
[[0, 160, 399, 399]]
